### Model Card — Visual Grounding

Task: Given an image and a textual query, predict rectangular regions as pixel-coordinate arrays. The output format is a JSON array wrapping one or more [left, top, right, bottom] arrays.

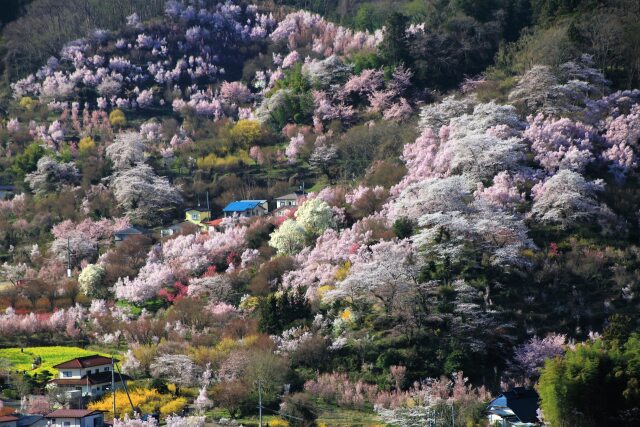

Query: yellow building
[[185, 207, 212, 228]]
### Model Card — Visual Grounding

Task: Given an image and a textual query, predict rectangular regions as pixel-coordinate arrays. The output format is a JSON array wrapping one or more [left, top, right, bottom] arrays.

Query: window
[[191, 213, 198, 220], [63, 371, 72, 377], [104, 367, 110, 372], [63, 422, 71, 426]]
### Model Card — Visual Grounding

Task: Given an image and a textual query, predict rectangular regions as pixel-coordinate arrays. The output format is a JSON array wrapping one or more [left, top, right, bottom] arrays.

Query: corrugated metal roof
[[223, 200, 266, 212]]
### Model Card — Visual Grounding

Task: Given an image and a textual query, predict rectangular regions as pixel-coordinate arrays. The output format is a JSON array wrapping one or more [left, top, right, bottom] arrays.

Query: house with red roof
[[49, 355, 129, 399], [45, 409, 105, 427]]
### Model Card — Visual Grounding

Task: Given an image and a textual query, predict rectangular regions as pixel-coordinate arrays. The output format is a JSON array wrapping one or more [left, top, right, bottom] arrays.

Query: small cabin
[[184, 207, 211, 226], [275, 193, 301, 209], [113, 227, 147, 244], [487, 387, 540, 426], [49, 355, 129, 399], [222, 200, 268, 218], [45, 409, 105, 427], [160, 222, 195, 238]]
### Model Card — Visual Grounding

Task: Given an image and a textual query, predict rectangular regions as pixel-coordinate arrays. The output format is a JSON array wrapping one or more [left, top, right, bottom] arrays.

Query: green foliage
[[274, 63, 311, 94], [392, 217, 414, 239], [354, 4, 387, 31], [280, 392, 318, 427], [11, 141, 46, 177], [258, 289, 311, 334], [269, 91, 314, 130], [538, 335, 640, 426], [379, 12, 410, 66]]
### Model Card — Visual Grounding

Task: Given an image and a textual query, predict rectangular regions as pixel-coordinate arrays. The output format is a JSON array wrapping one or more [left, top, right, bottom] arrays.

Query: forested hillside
[[0, 1, 640, 426]]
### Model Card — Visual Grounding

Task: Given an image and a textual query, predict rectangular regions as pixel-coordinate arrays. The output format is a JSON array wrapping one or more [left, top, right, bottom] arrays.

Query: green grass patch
[[0, 346, 111, 375], [208, 403, 384, 427]]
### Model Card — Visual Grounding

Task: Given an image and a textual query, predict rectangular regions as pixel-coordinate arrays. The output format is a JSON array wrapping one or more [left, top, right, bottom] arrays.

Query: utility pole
[[451, 402, 455, 427], [112, 355, 116, 421], [258, 380, 263, 427], [66, 237, 72, 278]]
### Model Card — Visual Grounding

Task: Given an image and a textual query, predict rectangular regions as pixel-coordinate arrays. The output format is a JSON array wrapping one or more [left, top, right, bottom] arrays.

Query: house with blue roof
[[222, 200, 268, 218]]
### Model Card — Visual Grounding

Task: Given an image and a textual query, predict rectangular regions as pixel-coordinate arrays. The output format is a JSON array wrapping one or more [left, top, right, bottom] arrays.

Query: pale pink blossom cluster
[[603, 104, 640, 181], [116, 226, 247, 302], [249, 145, 265, 164], [285, 133, 306, 163], [474, 171, 524, 209], [281, 50, 300, 69], [219, 81, 252, 105], [7, 118, 20, 133], [513, 333, 566, 377], [0, 305, 85, 337], [525, 114, 597, 173], [11, 1, 273, 111], [271, 10, 382, 57]]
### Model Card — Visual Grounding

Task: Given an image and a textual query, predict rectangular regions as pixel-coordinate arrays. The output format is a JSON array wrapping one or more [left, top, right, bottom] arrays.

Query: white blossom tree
[[25, 156, 79, 195], [530, 169, 604, 229], [106, 131, 146, 170], [110, 164, 182, 225]]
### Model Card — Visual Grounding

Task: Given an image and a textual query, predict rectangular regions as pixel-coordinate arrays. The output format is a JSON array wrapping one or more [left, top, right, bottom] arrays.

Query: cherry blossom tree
[[114, 262, 174, 303], [285, 133, 306, 163], [415, 200, 533, 268], [525, 114, 597, 173], [150, 354, 201, 393], [513, 334, 566, 378], [106, 132, 146, 170], [25, 156, 79, 196], [110, 164, 182, 224], [326, 239, 421, 315], [530, 170, 605, 229]]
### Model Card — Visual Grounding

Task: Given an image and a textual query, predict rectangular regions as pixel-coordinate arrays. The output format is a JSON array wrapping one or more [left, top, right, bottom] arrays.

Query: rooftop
[[17, 415, 44, 427], [0, 415, 19, 423], [45, 410, 103, 419], [114, 227, 146, 236], [487, 387, 539, 424], [223, 200, 266, 212], [275, 193, 300, 200], [52, 355, 114, 369]]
